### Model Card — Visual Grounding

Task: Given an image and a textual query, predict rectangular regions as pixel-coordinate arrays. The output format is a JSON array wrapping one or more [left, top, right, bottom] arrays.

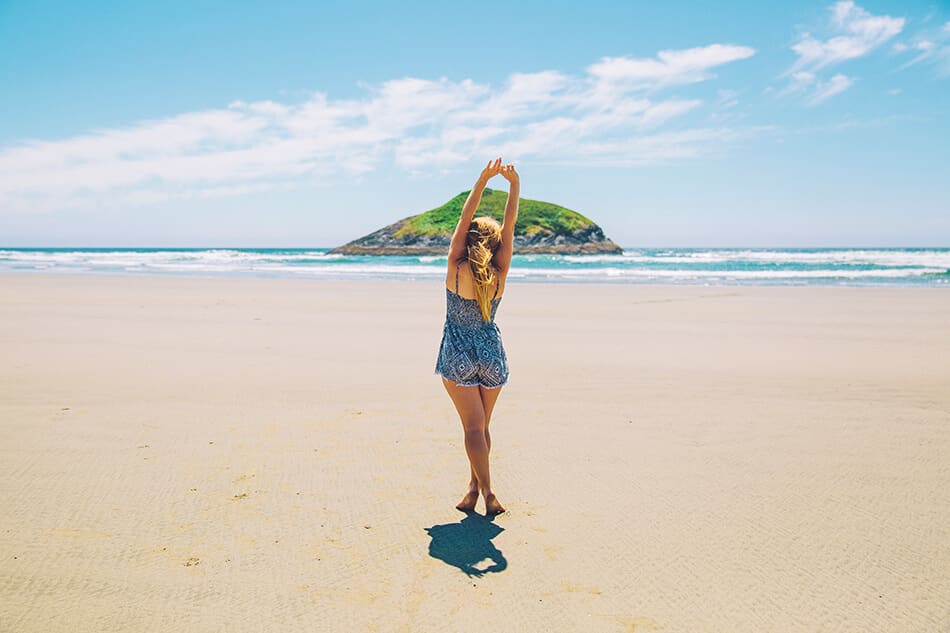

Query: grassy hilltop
[[393, 189, 595, 239]]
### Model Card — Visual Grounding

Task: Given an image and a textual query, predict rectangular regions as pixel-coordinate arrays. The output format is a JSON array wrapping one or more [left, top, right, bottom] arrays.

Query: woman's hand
[[478, 157, 503, 184], [500, 163, 519, 186]]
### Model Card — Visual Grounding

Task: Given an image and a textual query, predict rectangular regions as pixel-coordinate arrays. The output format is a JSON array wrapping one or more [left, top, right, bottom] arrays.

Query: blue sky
[[1, 0, 948, 247]]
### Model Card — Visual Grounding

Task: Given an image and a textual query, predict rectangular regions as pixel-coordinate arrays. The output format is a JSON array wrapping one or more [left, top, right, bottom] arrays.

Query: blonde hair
[[465, 216, 502, 322]]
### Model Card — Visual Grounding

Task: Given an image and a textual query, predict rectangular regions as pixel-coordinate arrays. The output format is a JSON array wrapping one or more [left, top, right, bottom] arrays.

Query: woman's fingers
[[483, 157, 503, 178], [498, 163, 518, 181], [479, 157, 508, 182]]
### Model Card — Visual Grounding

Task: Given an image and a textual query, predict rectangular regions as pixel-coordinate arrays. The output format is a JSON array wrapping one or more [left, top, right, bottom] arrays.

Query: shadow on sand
[[424, 512, 507, 577]]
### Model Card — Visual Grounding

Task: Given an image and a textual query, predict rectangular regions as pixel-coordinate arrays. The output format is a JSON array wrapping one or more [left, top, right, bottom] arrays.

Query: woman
[[435, 157, 519, 516]]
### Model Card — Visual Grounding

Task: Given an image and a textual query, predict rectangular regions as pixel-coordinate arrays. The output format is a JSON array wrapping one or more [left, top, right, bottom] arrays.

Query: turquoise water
[[0, 247, 948, 286]]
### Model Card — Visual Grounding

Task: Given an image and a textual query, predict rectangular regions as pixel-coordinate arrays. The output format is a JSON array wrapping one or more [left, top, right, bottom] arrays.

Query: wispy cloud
[[716, 89, 739, 109], [0, 46, 757, 213], [781, 1, 903, 104], [587, 44, 755, 88], [893, 20, 950, 75], [789, 1, 904, 73], [897, 39, 936, 70], [779, 71, 817, 96], [809, 74, 854, 104], [778, 70, 855, 104]]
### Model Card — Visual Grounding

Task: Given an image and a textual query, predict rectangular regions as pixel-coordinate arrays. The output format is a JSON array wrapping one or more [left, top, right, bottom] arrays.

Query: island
[[330, 189, 623, 255]]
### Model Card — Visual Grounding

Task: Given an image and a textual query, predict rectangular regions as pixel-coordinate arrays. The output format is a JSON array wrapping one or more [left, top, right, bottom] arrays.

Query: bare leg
[[466, 385, 501, 491], [479, 385, 505, 514], [442, 379, 503, 512]]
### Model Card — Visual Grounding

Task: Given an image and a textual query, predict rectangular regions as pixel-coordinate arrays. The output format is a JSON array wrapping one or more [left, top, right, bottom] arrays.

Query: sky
[[0, 0, 948, 248]]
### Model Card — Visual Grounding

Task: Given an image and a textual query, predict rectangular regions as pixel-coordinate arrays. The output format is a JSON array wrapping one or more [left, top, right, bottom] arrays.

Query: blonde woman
[[435, 157, 519, 515]]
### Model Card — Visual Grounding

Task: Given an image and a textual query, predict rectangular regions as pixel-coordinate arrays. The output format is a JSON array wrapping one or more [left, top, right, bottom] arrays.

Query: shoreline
[[1, 269, 948, 289]]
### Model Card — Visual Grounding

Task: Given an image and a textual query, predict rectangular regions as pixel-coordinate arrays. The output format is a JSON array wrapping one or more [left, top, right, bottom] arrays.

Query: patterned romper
[[434, 264, 509, 389]]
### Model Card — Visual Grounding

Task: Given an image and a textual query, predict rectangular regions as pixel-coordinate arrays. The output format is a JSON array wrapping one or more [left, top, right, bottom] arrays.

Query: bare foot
[[484, 493, 506, 515], [456, 489, 479, 512]]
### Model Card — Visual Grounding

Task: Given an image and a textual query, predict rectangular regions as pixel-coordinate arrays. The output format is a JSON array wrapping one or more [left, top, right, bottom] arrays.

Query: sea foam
[[1, 248, 947, 286]]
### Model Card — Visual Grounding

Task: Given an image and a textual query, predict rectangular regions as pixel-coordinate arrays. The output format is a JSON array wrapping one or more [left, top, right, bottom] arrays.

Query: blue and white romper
[[435, 264, 509, 389]]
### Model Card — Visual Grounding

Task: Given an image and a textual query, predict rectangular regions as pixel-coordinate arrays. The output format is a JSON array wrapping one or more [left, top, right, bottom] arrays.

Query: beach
[[1, 273, 948, 632]]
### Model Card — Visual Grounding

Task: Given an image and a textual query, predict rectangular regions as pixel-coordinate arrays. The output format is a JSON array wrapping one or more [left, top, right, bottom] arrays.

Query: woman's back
[[447, 259, 506, 301]]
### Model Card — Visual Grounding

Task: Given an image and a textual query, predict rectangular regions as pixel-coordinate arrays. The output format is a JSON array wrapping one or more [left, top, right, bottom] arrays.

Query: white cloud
[[588, 44, 755, 88], [639, 99, 703, 126], [781, 2, 901, 104], [461, 71, 570, 123], [556, 126, 772, 166], [779, 71, 817, 96], [894, 20, 950, 73], [789, 1, 904, 73], [716, 89, 739, 108], [808, 74, 854, 104], [0, 47, 758, 213]]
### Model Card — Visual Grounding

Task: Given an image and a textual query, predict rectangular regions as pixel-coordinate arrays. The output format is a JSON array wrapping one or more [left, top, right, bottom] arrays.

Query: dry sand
[[1, 273, 948, 632]]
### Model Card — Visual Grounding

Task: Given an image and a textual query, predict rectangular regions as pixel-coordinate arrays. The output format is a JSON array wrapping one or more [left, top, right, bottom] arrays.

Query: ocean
[[0, 247, 948, 287]]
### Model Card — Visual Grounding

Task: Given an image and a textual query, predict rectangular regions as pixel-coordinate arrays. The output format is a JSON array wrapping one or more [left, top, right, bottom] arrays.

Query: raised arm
[[493, 163, 520, 272], [447, 158, 502, 262]]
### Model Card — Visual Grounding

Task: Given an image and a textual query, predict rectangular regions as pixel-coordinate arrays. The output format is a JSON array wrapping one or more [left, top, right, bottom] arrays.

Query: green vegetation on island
[[331, 189, 622, 255], [393, 189, 595, 239]]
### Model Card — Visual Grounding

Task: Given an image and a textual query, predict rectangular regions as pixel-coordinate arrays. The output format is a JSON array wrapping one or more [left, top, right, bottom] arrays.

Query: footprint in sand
[[183, 557, 200, 567]]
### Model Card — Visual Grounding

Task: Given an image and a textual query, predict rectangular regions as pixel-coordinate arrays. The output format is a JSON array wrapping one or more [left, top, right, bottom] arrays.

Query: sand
[[1, 273, 948, 633]]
